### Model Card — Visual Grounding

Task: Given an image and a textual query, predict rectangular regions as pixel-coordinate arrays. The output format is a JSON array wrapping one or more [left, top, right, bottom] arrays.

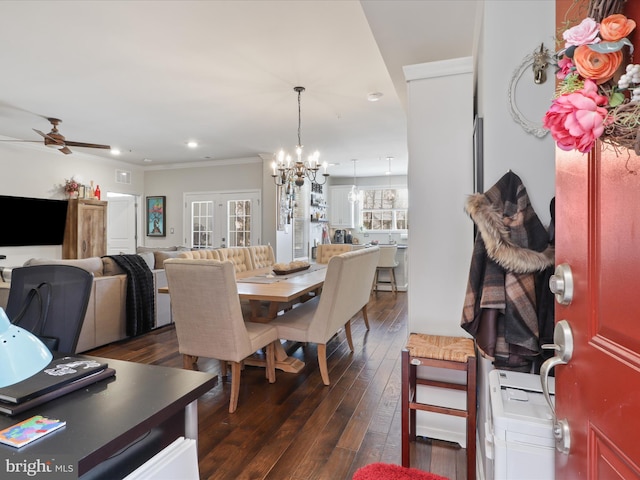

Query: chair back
[[249, 245, 276, 269], [5, 265, 93, 354], [308, 247, 380, 343], [315, 244, 352, 264], [216, 248, 254, 273], [178, 249, 221, 260], [164, 258, 255, 362], [377, 245, 398, 267]]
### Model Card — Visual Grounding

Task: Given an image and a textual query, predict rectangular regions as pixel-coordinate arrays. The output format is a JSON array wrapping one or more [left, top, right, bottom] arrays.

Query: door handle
[[549, 263, 574, 305], [540, 319, 573, 454]]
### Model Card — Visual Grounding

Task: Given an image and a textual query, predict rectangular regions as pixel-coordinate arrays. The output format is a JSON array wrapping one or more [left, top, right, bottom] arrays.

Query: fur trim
[[465, 193, 554, 274]]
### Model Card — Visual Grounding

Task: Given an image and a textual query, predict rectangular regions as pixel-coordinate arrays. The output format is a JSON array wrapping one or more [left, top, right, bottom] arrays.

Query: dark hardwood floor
[[87, 291, 467, 480]]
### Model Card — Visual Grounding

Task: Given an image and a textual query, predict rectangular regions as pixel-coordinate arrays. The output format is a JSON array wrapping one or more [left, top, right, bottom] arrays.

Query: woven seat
[[406, 334, 475, 363], [402, 333, 477, 480]]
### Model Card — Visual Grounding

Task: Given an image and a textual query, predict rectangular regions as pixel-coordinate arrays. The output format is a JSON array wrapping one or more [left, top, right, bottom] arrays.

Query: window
[[184, 191, 261, 248], [227, 199, 252, 247], [360, 187, 408, 231], [191, 201, 214, 248]]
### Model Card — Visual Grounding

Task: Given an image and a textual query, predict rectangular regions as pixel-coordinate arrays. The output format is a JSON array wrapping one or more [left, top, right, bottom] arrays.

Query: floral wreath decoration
[[543, 13, 640, 154]]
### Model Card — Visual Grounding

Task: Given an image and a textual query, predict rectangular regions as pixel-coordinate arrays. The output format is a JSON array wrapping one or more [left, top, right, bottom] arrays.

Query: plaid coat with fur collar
[[461, 171, 554, 371]]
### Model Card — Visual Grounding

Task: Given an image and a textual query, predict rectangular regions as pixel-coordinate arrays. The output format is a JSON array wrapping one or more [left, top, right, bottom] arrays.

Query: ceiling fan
[[1, 117, 111, 155], [33, 118, 111, 155]]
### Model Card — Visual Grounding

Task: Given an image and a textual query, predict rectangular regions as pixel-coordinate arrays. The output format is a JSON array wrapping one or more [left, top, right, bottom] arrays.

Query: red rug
[[352, 462, 449, 480]]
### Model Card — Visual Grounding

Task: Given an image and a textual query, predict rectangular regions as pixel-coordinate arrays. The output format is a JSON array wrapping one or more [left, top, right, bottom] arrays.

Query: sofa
[[178, 245, 275, 273], [0, 245, 277, 353], [15, 254, 171, 353]]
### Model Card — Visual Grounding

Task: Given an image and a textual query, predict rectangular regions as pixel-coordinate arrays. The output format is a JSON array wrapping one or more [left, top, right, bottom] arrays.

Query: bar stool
[[372, 245, 398, 296], [401, 333, 477, 480]]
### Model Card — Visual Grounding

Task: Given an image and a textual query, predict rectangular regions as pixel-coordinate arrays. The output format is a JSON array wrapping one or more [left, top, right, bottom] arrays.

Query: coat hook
[[533, 43, 550, 85]]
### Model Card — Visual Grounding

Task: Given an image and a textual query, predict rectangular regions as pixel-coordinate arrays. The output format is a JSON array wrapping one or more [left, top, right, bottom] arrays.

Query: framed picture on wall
[[146, 196, 166, 237]]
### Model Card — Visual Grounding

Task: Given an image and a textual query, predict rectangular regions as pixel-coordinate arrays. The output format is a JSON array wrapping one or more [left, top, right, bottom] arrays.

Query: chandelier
[[348, 159, 363, 204], [271, 86, 329, 187]]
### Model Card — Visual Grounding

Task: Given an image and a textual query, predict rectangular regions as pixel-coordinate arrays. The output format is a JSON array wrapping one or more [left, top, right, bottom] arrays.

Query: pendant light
[[348, 159, 363, 204]]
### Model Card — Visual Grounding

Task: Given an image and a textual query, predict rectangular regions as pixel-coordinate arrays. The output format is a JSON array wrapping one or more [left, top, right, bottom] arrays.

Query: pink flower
[[563, 17, 601, 47], [543, 80, 610, 153], [556, 56, 574, 80]]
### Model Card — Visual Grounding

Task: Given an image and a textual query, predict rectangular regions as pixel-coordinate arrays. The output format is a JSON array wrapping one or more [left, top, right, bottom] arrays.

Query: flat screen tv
[[0, 195, 69, 246]]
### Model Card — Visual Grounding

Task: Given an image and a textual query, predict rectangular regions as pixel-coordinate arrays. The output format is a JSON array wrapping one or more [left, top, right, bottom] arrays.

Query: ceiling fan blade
[[32, 129, 48, 139], [33, 128, 65, 146], [64, 140, 111, 150], [59, 147, 73, 155]]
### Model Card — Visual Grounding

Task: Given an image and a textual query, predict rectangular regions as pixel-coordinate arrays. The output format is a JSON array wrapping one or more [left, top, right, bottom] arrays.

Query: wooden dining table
[[159, 264, 327, 373]]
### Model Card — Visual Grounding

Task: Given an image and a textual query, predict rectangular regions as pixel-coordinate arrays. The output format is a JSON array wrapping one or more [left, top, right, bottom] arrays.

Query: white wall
[[403, 1, 556, 463], [481, 0, 556, 225], [477, 2, 556, 477], [405, 57, 475, 338], [0, 141, 145, 267], [142, 158, 263, 248]]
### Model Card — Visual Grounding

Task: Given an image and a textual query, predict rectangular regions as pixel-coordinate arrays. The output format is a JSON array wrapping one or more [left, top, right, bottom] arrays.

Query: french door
[[183, 191, 261, 249]]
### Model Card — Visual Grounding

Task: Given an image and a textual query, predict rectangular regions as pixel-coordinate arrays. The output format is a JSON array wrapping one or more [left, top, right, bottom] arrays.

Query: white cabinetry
[[329, 186, 355, 228]]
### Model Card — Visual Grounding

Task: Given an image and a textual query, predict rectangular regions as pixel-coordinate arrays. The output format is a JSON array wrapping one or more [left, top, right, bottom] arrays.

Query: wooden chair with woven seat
[[401, 333, 477, 480]]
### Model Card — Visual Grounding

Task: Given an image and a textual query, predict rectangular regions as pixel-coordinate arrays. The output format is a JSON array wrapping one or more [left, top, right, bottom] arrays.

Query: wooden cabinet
[[329, 186, 355, 228], [63, 199, 107, 259]]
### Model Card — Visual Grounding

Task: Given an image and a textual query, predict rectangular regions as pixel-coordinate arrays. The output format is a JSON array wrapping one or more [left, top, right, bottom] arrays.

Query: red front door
[[555, 145, 640, 478], [552, 2, 640, 477]]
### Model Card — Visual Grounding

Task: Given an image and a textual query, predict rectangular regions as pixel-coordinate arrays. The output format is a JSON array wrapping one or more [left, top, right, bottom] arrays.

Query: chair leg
[[183, 354, 198, 370], [371, 268, 380, 297], [344, 320, 354, 351], [265, 341, 276, 384], [317, 344, 330, 386], [401, 348, 410, 467], [229, 361, 242, 413], [390, 268, 397, 295], [361, 304, 370, 330], [220, 359, 228, 377]]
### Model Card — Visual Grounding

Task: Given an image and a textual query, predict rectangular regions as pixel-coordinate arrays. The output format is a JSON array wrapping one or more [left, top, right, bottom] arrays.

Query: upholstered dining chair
[[315, 244, 352, 264], [269, 247, 380, 385], [164, 258, 278, 413], [249, 245, 276, 269]]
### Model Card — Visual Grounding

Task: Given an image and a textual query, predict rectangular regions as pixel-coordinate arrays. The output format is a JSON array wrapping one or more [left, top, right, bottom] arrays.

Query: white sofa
[[1, 254, 172, 353]]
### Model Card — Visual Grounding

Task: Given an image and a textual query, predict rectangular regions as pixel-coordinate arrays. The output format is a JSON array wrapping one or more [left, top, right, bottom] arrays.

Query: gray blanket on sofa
[[105, 255, 155, 337]]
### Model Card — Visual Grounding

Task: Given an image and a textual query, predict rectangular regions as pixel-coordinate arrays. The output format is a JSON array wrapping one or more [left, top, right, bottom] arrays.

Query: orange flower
[[573, 46, 622, 84], [600, 14, 636, 42]]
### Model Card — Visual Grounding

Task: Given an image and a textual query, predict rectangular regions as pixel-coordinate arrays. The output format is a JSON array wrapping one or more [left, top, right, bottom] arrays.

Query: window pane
[[382, 190, 395, 209], [396, 210, 408, 229], [191, 201, 213, 248]]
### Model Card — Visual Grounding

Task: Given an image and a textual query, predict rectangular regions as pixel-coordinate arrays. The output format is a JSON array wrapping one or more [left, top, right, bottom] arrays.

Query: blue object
[[0, 307, 53, 388]]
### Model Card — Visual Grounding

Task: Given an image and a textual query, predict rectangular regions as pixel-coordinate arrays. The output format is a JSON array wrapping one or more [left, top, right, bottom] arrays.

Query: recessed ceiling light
[[143, 158, 153, 163], [367, 92, 383, 102], [111, 148, 121, 155], [187, 141, 198, 148]]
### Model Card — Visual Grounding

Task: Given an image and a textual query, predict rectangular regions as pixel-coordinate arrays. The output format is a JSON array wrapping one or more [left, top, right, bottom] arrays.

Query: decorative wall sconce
[[507, 42, 553, 138]]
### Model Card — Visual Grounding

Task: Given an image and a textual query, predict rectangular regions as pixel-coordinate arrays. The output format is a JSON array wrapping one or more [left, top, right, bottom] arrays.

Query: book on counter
[[0, 415, 66, 448], [0, 368, 116, 416], [0, 356, 109, 404]]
